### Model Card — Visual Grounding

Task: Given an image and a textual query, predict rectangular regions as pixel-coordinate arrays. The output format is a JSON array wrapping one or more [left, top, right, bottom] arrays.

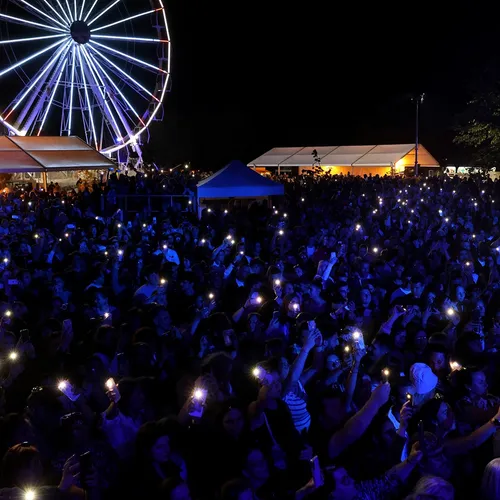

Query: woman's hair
[[455, 366, 484, 395], [405, 475, 454, 500], [481, 458, 500, 500], [1, 443, 42, 487], [201, 352, 233, 383], [135, 418, 180, 462]]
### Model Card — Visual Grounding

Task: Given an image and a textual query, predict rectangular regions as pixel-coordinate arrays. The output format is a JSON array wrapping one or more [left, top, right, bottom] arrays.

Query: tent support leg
[[42, 172, 48, 191]]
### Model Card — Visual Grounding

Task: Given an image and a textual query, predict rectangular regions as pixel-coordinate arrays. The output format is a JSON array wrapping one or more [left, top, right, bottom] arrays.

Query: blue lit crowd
[[0, 169, 500, 500]]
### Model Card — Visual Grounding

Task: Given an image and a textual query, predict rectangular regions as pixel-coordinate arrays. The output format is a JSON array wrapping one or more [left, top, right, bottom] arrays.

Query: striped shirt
[[283, 381, 311, 433]]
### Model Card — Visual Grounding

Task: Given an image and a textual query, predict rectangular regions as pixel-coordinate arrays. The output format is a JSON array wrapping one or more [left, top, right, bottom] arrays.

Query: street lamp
[[414, 93, 425, 177]]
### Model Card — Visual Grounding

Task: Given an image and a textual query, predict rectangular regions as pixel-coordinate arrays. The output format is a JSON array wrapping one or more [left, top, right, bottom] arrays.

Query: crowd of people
[[0, 169, 500, 500]]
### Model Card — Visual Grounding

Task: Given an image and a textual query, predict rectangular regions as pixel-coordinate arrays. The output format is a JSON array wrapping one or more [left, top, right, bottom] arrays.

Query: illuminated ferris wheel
[[0, 0, 171, 160]]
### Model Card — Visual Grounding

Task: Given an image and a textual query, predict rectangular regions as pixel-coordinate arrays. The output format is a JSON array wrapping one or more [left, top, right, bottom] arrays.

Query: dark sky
[[147, 1, 498, 169]]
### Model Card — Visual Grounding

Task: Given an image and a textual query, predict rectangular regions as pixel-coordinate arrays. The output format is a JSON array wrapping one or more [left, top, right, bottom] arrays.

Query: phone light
[[224, 209, 228, 214], [256, 296, 263, 304], [274, 279, 281, 286], [201, 239, 206, 244], [193, 388, 204, 400], [64, 233, 69, 238], [105, 378, 115, 390], [406, 393, 412, 401], [446, 308, 455, 317], [142, 223, 147, 228], [117, 223, 122, 228], [8, 351, 18, 361], [252, 367, 262, 379], [34, 234, 39, 239], [355, 224, 361, 231], [283, 213, 288, 218], [274, 210, 278, 215], [208, 292, 214, 300], [240, 251, 244, 255], [58, 381, 67, 391], [344, 345, 350, 353], [450, 361, 462, 371], [160, 278, 167, 285], [104, 251, 108, 256], [3, 258, 8, 264], [382, 368, 390, 378], [24, 490, 36, 500], [5, 310, 12, 317], [292, 303, 299, 310], [372, 247, 379, 253], [301, 198, 305, 202], [352, 331, 361, 340], [207, 208, 212, 213], [465, 261, 471, 267], [117, 249, 123, 256], [278, 230, 284, 235]]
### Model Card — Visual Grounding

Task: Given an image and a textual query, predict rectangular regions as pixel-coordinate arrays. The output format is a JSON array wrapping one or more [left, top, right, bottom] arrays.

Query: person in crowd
[[1, 171, 500, 500]]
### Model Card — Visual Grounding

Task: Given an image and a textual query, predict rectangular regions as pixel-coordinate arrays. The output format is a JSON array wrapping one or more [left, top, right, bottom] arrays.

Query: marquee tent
[[0, 135, 115, 187], [249, 144, 439, 176], [197, 160, 284, 215]]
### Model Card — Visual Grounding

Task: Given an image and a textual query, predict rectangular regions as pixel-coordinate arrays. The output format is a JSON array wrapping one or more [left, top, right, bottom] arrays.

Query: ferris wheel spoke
[[0, 33, 67, 45], [83, 0, 99, 22], [89, 40, 168, 74], [80, 46, 125, 141], [12, 0, 69, 29], [90, 8, 162, 33], [14, 42, 72, 133], [87, 49, 146, 126], [35, 0, 71, 27], [91, 34, 169, 43], [64, 0, 74, 22], [79, 0, 87, 21], [3, 41, 71, 121], [37, 58, 68, 135], [52, 0, 72, 25], [77, 47, 98, 149], [0, 38, 68, 78], [67, 46, 77, 135], [0, 12, 68, 32], [87, 0, 121, 27], [87, 44, 159, 103]]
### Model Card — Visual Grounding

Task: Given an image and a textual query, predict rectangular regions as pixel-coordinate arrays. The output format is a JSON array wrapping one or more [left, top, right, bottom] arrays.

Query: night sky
[[149, 1, 500, 170]]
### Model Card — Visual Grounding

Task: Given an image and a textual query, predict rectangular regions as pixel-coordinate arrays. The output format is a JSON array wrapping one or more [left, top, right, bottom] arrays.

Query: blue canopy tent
[[196, 160, 284, 217]]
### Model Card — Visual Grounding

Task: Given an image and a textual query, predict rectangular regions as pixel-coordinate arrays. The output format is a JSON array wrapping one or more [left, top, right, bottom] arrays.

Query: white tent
[[249, 144, 439, 176], [197, 160, 284, 215]]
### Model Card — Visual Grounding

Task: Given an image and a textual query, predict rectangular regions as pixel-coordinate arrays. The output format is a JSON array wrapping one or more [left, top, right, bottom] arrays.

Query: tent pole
[[277, 165, 280, 175], [42, 171, 48, 191]]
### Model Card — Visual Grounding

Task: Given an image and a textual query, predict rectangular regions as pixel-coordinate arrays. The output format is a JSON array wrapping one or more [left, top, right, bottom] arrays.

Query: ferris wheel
[[0, 0, 171, 160]]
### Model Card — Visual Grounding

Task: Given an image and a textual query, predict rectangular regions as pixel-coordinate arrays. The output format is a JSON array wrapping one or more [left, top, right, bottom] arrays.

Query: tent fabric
[[0, 136, 115, 173], [280, 146, 338, 167], [248, 147, 302, 167], [197, 160, 284, 199], [352, 144, 414, 166], [249, 144, 439, 168]]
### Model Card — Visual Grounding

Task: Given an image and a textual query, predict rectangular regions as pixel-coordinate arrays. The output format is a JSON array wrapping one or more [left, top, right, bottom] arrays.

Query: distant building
[[248, 144, 439, 176]]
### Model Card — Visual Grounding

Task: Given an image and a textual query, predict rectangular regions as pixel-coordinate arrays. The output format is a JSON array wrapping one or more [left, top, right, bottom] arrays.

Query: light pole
[[414, 93, 425, 177]]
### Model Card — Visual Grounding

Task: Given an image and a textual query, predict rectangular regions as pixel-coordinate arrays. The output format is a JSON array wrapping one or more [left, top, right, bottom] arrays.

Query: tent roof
[[249, 144, 439, 168], [0, 136, 116, 173], [197, 160, 284, 199]]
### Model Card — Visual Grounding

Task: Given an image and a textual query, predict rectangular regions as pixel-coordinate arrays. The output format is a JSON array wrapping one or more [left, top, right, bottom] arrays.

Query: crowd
[[0, 169, 500, 500]]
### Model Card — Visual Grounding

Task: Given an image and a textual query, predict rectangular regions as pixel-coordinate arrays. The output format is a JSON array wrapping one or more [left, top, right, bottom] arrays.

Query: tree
[[454, 87, 500, 169]]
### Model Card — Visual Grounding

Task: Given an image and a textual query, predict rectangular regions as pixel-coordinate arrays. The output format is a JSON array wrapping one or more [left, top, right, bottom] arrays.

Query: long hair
[[408, 475, 454, 500], [481, 458, 500, 500]]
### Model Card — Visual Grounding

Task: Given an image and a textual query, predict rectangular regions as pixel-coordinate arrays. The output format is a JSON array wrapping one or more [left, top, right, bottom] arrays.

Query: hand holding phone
[[310, 456, 324, 487], [58, 380, 80, 402], [188, 388, 207, 418]]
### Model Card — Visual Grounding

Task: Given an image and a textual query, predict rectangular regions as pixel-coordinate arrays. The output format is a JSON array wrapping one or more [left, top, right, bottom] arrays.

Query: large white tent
[[249, 144, 439, 176], [0, 136, 116, 187], [197, 160, 284, 215]]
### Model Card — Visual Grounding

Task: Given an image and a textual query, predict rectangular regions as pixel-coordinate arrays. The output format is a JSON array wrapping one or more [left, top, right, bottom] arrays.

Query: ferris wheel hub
[[70, 20, 91, 45]]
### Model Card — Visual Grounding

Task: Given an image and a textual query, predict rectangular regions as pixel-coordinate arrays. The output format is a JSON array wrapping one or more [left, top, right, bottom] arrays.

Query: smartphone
[[20, 329, 30, 342], [79, 451, 92, 488], [189, 388, 207, 418], [66, 224, 76, 229], [252, 366, 272, 385], [153, 217, 157, 224], [418, 420, 427, 458], [105, 378, 121, 401], [11, 215, 19, 220], [7, 279, 19, 286], [406, 393, 413, 406], [351, 330, 365, 350], [58, 380, 80, 402], [310, 456, 324, 488]]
